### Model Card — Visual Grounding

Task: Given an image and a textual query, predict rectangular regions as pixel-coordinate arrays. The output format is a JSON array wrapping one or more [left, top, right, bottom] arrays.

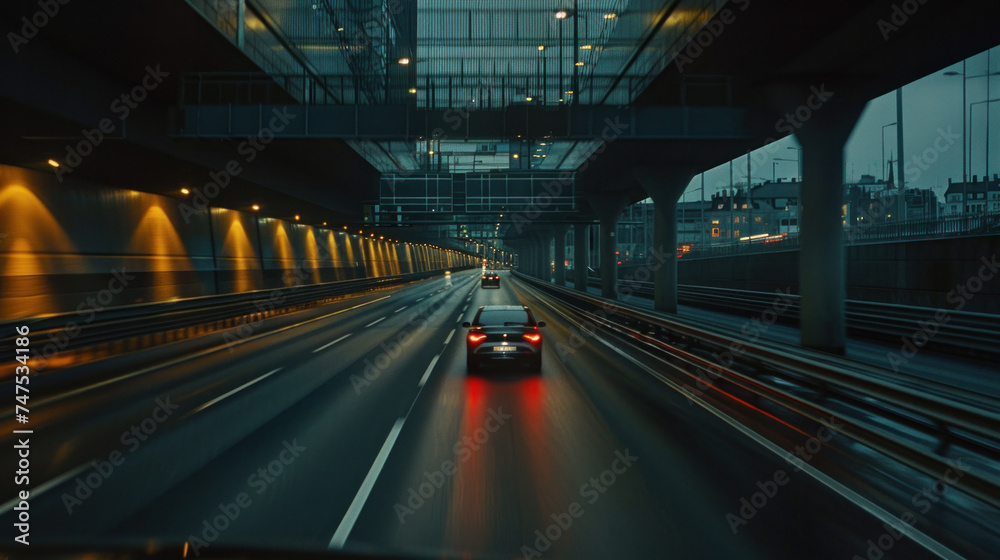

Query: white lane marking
[[456, 315, 464, 323], [191, 368, 282, 415], [416, 297, 426, 302], [394, 306, 408, 313], [16, 295, 392, 414], [419, 354, 440, 387], [329, 417, 406, 549], [444, 329, 456, 344], [365, 317, 386, 328], [0, 462, 90, 514], [313, 333, 352, 353], [532, 290, 963, 560]]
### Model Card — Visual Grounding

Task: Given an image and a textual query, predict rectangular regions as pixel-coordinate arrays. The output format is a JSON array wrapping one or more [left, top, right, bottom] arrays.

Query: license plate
[[493, 345, 516, 352]]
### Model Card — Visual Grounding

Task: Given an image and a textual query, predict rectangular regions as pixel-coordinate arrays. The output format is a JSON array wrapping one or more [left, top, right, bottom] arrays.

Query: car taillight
[[523, 333, 541, 343], [468, 333, 487, 344]]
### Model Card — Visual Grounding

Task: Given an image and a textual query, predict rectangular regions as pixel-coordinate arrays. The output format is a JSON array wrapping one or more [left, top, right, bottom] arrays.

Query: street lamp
[[786, 146, 802, 182], [772, 158, 796, 182]]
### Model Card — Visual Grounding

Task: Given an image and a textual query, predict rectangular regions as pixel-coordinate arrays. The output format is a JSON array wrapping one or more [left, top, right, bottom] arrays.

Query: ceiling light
[[565, 90, 574, 94], [538, 45, 545, 51], [295, 215, 300, 221], [180, 188, 190, 195], [337, 27, 344, 32], [323, 222, 327, 226], [555, 10, 568, 19], [603, 13, 617, 19], [398, 57, 410, 65], [47, 159, 59, 167], [429, 150, 434, 155], [575, 61, 584, 66], [512, 154, 519, 159], [409, 87, 417, 94], [252, 204, 260, 211], [581, 45, 592, 50]]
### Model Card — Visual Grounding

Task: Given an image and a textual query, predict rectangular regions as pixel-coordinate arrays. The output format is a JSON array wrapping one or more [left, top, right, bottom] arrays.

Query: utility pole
[[896, 88, 905, 221]]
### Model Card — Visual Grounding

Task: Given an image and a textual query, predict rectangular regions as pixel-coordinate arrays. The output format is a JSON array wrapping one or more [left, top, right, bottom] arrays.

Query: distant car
[[480, 271, 500, 288], [462, 305, 545, 373]]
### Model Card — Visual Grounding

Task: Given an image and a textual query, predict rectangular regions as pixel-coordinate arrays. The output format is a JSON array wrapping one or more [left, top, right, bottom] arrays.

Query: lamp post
[[772, 158, 796, 182], [786, 146, 802, 182], [970, 97, 1000, 211]]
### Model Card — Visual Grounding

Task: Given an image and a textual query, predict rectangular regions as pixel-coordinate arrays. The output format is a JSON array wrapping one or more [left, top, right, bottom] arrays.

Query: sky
[[679, 44, 1000, 202]]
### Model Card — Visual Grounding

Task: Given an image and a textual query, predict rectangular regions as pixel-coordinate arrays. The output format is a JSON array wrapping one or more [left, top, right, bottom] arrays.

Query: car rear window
[[477, 309, 529, 326]]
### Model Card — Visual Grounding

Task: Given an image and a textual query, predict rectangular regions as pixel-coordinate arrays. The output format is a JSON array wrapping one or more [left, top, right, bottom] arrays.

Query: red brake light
[[468, 333, 487, 343], [523, 333, 541, 343]]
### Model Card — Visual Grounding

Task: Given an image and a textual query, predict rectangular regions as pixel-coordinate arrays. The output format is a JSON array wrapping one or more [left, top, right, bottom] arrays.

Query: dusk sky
[[680, 44, 1000, 201]]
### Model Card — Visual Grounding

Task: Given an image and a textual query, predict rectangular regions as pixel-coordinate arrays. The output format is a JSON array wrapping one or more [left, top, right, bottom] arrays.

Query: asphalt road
[[2, 270, 986, 559]]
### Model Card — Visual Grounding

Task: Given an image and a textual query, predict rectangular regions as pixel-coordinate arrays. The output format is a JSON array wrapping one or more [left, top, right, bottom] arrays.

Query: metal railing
[[682, 212, 1000, 259], [514, 270, 1000, 513]]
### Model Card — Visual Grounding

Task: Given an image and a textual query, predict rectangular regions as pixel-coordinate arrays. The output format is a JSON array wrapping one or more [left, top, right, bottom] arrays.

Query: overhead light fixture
[[295, 214, 300, 221], [409, 87, 417, 94], [581, 45, 592, 50], [429, 150, 434, 155], [337, 27, 344, 32], [47, 159, 59, 167], [526, 96, 533, 101], [565, 90, 574, 94], [323, 221, 327, 226], [252, 204, 260, 211], [604, 13, 617, 19], [180, 188, 190, 195], [555, 10, 568, 19], [512, 154, 519, 159], [575, 61, 584, 66], [538, 45, 545, 51], [398, 57, 410, 65]]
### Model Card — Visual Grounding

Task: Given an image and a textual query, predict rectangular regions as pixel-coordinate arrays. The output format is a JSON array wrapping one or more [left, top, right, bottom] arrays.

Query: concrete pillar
[[553, 225, 569, 285], [771, 84, 864, 353], [586, 193, 631, 299], [573, 223, 589, 291], [634, 167, 698, 313]]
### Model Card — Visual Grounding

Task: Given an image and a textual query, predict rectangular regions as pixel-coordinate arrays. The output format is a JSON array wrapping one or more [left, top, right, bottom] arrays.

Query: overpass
[[1, 1, 999, 558]]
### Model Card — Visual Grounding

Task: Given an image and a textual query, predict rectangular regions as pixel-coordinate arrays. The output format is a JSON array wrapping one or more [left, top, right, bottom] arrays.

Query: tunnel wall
[[676, 235, 1000, 314], [0, 164, 473, 321]]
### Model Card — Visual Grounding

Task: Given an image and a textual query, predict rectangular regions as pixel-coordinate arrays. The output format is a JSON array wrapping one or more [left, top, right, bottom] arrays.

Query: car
[[480, 271, 500, 288], [462, 305, 545, 373]]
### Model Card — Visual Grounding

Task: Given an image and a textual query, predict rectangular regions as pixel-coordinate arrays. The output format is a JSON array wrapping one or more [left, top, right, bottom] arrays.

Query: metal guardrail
[[516, 271, 1000, 512], [0, 268, 469, 370], [587, 279, 1000, 359]]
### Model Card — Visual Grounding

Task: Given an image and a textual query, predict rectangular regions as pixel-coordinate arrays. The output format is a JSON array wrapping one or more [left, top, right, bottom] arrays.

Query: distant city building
[[943, 175, 1000, 215]]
